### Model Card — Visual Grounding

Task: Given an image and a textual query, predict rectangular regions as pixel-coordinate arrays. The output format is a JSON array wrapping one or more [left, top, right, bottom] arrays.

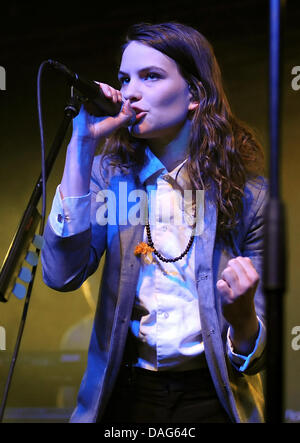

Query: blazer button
[[207, 329, 215, 337]]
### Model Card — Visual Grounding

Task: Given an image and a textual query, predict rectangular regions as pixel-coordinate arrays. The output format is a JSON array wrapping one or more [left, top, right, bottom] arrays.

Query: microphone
[[48, 59, 122, 116]]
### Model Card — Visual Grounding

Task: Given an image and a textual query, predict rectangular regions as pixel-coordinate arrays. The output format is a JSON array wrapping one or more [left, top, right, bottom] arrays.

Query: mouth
[[131, 107, 147, 120], [134, 111, 147, 122]]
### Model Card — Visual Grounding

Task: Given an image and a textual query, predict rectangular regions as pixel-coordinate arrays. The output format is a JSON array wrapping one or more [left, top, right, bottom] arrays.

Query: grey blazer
[[41, 155, 268, 423]]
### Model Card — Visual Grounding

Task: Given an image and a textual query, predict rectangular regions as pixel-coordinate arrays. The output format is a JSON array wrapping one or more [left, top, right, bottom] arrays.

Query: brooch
[[134, 242, 155, 264]]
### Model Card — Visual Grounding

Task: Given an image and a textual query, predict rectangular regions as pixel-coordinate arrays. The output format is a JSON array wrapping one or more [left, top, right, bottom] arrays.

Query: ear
[[188, 100, 199, 112], [187, 84, 199, 111]]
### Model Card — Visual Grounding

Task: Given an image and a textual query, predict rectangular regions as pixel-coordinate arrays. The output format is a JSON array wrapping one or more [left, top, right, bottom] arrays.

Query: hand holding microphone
[[72, 85, 136, 147], [48, 60, 136, 145]]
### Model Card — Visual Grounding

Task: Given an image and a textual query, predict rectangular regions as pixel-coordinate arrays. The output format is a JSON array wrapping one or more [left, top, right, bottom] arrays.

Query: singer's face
[[118, 41, 195, 141]]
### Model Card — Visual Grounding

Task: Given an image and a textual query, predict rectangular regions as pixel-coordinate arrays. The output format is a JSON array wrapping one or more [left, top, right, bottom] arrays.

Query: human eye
[[118, 75, 130, 85], [144, 71, 161, 81]]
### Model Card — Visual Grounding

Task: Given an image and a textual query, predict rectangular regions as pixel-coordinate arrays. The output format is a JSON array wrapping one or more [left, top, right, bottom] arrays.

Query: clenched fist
[[217, 256, 260, 355]]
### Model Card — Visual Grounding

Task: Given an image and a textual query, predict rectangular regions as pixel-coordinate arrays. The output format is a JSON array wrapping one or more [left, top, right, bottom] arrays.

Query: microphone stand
[[0, 93, 81, 422], [264, 0, 287, 423]]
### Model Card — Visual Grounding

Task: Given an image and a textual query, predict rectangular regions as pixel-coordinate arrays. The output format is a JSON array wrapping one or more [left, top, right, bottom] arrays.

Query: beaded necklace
[[145, 221, 195, 263]]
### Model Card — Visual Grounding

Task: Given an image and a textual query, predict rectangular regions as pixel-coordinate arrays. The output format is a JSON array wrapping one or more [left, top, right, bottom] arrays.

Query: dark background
[[0, 0, 299, 422]]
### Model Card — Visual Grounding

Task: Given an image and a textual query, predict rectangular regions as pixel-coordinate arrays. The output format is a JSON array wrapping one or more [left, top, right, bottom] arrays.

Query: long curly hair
[[101, 22, 265, 240]]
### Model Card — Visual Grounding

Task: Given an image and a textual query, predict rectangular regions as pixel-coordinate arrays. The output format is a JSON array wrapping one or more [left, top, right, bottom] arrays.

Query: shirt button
[[57, 214, 63, 223]]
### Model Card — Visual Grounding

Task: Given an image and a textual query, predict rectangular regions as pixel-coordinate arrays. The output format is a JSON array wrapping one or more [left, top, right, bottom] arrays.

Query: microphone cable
[[37, 60, 49, 235]]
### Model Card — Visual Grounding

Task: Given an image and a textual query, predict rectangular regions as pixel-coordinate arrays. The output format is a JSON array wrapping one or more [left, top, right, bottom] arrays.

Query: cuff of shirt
[[226, 316, 266, 372], [48, 185, 91, 237]]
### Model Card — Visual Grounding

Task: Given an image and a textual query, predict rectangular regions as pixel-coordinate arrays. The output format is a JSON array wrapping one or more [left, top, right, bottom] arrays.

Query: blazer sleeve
[[233, 176, 268, 375], [41, 155, 107, 292], [242, 177, 268, 323]]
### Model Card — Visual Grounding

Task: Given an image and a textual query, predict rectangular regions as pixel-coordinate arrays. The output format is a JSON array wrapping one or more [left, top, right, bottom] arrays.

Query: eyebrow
[[118, 66, 168, 77]]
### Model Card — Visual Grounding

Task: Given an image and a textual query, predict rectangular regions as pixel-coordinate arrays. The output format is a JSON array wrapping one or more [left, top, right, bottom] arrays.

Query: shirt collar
[[138, 147, 188, 186]]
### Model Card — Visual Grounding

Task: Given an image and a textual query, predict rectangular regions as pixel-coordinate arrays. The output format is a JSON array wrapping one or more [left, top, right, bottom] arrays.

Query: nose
[[122, 79, 142, 103]]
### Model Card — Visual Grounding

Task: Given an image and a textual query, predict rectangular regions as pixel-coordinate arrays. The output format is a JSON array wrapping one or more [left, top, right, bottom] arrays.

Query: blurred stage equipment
[[264, 0, 287, 423]]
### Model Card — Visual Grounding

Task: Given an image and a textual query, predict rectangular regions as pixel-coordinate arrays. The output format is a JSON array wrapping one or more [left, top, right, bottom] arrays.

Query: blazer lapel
[[108, 174, 145, 351], [194, 189, 217, 305]]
